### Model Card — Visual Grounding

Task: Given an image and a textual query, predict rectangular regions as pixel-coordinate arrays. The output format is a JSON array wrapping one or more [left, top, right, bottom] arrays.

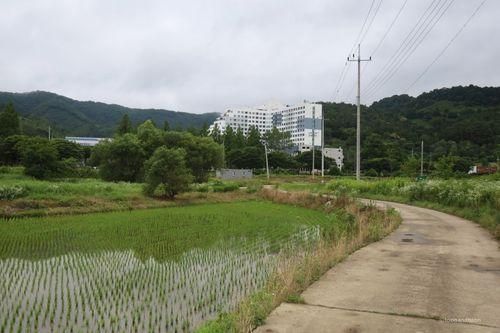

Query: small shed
[[216, 169, 253, 180]]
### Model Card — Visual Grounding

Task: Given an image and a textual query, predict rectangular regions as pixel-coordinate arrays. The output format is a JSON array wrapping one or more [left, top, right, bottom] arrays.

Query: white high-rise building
[[209, 102, 322, 152]]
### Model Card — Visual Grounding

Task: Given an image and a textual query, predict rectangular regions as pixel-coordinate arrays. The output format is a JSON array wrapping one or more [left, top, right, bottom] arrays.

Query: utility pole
[[264, 143, 270, 181], [48, 126, 51, 140], [312, 106, 315, 179], [321, 107, 324, 179], [420, 140, 424, 177], [348, 44, 371, 180]]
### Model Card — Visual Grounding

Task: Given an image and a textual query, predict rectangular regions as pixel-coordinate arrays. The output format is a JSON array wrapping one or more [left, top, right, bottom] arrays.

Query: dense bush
[[92, 134, 146, 182], [19, 138, 61, 179], [143, 147, 193, 198]]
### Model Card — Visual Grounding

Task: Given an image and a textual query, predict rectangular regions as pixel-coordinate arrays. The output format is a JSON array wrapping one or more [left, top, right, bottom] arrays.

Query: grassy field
[[0, 201, 352, 333], [0, 167, 160, 215], [0, 168, 259, 217]]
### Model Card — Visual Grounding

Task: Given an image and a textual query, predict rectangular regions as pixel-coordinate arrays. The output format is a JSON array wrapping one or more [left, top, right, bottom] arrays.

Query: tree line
[[209, 123, 339, 174]]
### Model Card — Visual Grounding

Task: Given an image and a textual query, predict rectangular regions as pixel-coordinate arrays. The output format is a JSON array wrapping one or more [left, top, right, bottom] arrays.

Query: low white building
[[216, 169, 253, 179], [209, 102, 322, 152], [65, 137, 110, 147], [323, 147, 344, 170]]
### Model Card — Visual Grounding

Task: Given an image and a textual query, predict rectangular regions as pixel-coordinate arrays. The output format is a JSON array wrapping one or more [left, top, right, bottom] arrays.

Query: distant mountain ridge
[[0, 91, 219, 137]]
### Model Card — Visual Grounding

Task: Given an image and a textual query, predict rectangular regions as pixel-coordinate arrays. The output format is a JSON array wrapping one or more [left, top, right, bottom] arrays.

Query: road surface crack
[[298, 302, 499, 329]]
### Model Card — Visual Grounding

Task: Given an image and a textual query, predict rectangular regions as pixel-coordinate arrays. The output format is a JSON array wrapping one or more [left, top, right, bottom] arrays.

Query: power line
[[370, 0, 409, 58], [363, 0, 443, 94], [365, 0, 456, 100], [348, 0, 377, 55], [405, 0, 488, 92], [366, 0, 455, 99], [343, 0, 386, 102], [339, 0, 384, 102], [359, 0, 384, 45], [334, 0, 376, 101]]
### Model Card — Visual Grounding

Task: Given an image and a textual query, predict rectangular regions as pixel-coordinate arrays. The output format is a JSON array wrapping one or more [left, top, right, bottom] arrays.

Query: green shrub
[[0, 185, 28, 200], [143, 147, 193, 198], [211, 181, 239, 192]]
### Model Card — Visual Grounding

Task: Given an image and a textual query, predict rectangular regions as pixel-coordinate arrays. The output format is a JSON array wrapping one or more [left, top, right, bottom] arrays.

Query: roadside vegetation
[[277, 175, 500, 239], [327, 176, 500, 239]]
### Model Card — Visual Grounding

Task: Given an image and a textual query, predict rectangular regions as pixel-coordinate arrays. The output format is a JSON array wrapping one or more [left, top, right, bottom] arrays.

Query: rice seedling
[[0, 201, 333, 332]]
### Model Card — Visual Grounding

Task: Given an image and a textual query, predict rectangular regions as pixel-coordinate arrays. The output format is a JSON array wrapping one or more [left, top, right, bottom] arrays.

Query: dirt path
[[255, 200, 500, 333]]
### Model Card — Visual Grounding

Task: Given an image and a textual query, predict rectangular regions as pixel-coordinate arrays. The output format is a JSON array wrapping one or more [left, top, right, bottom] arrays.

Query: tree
[[234, 127, 246, 149], [210, 124, 223, 144], [328, 164, 342, 176], [51, 139, 83, 160], [263, 127, 292, 151], [227, 147, 263, 169], [0, 135, 28, 165], [184, 136, 224, 182], [295, 150, 331, 171], [0, 102, 21, 138], [364, 157, 397, 176], [433, 155, 457, 178], [163, 131, 223, 182], [400, 156, 420, 177], [246, 125, 263, 148], [268, 151, 299, 169], [93, 134, 146, 182], [223, 126, 235, 153], [365, 168, 378, 177], [18, 138, 60, 179], [163, 120, 170, 131], [137, 120, 164, 156], [199, 123, 209, 137], [116, 114, 133, 135], [143, 147, 193, 198]]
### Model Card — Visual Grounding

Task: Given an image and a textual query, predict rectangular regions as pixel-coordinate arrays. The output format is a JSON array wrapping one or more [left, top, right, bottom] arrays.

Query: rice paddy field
[[0, 201, 343, 332]]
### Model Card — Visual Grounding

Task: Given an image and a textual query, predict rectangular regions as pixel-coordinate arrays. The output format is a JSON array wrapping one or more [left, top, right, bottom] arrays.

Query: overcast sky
[[1, 0, 498, 113]]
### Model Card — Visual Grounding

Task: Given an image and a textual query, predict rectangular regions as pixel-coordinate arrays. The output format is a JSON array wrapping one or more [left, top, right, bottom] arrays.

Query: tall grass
[[327, 177, 500, 238]]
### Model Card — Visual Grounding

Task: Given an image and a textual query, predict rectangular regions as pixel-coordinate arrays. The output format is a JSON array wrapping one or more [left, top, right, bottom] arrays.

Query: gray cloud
[[0, 0, 498, 113]]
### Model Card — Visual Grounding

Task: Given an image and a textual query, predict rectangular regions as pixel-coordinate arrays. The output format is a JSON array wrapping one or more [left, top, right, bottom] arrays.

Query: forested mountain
[[322, 85, 500, 174], [1, 86, 498, 175], [0, 91, 219, 137]]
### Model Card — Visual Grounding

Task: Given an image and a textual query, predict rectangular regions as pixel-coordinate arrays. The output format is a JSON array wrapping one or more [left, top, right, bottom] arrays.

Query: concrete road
[[255, 200, 500, 333]]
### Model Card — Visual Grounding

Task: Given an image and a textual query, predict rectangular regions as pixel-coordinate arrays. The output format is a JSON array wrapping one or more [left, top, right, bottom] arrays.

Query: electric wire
[[362, 0, 443, 94], [342, 0, 386, 102], [333, 0, 376, 101], [366, 0, 455, 99], [359, 0, 384, 45], [370, 0, 409, 58], [405, 0, 488, 92], [365, 0, 456, 100]]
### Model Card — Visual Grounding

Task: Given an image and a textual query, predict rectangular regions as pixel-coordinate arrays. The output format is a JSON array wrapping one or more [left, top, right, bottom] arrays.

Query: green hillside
[[0, 91, 219, 137], [322, 85, 500, 174]]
